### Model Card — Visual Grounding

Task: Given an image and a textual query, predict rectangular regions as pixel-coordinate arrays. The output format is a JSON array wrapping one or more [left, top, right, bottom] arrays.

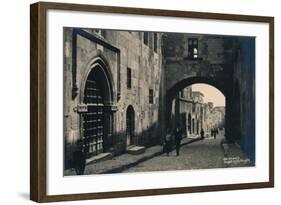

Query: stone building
[[64, 29, 256, 170], [212, 106, 226, 128], [63, 28, 163, 168], [170, 87, 193, 136], [203, 102, 214, 134], [172, 87, 225, 138], [171, 87, 207, 137], [192, 91, 205, 135], [163, 33, 255, 162], [202, 105, 225, 137]]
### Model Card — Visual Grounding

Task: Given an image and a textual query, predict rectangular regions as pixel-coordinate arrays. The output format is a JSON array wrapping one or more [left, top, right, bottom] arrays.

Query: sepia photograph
[[28, 1, 274, 202], [63, 28, 256, 176]]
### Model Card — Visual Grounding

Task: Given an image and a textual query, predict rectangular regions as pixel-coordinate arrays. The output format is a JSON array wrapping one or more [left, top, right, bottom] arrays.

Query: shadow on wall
[[110, 122, 162, 155]]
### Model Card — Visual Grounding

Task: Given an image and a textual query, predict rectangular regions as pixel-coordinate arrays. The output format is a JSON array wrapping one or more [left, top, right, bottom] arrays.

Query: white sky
[[191, 83, 225, 107]]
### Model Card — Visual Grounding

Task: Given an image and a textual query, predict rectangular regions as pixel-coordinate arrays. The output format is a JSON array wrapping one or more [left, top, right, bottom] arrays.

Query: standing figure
[[73, 138, 86, 175], [175, 126, 183, 156], [214, 127, 217, 139], [164, 128, 172, 156], [200, 128, 205, 140], [211, 128, 214, 137]]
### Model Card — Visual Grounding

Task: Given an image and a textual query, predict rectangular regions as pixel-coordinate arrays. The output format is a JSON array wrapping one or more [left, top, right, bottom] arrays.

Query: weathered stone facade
[[63, 28, 163, 168], [172, 87, 225, 139], [163, 33, 255, 162]]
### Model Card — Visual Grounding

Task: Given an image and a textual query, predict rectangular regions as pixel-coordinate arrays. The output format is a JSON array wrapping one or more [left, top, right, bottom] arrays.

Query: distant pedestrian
[[200, 128, 205, 140], [214, 128, 217, 139], [215, 128, 219, 139], [175, 125, 183, 156], [164, 128, 172, 156], [211, 128, 214, 137]]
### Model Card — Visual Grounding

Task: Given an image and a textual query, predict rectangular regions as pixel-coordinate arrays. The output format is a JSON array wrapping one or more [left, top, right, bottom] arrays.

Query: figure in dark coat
[[73, 138, 86, 175], [213, 127, 217, 139], [200, 128, 205, 140], [175, 126, 183, 156], [164, 128, 172, 156]]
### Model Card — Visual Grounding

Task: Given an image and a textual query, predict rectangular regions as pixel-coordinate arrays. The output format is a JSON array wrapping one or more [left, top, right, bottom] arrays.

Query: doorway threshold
[[86, 152, 112, 165]]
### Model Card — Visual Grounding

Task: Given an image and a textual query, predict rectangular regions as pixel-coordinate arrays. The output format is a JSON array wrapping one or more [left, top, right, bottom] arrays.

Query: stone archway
[[165, 77, 228, 139]]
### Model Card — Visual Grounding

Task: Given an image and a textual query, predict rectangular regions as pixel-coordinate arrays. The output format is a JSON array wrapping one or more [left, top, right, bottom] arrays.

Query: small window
[[127, 68, 132, 89], [188, 38, 198, 59], [149, 89, 154, 104], [153, 33, 158, 52], [144, 32, 149, 45]]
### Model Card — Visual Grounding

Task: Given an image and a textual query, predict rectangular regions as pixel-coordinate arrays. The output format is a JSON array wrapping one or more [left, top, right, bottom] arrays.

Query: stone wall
[[163, 33, 255, 163], [163, 33, 235, 94], [63, 29, 256, 168], [63, 28, 163, 168], [231, 37, 256, 162]]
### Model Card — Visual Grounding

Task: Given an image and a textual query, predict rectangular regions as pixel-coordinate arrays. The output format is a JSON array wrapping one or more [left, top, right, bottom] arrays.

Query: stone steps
[[86, 152, 112, 165], [126, 145, 146, 155]]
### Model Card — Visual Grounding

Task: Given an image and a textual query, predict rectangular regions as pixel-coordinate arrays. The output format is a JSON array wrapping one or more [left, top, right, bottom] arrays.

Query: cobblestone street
[[65, 130, 252, 176], [123, 132, 228, 173]]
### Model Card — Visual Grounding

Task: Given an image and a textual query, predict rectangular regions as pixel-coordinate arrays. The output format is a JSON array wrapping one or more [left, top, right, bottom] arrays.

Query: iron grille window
[[127, 67, 132, 89], [188, 38, 198, 59], [154, 33, 158, 52], [149, 89, 154, 104], [144, 32, 149, 45]]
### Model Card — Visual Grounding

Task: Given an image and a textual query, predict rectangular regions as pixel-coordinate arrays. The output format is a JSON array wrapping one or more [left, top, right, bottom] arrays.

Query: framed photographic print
[[30, 1, 274, 202]]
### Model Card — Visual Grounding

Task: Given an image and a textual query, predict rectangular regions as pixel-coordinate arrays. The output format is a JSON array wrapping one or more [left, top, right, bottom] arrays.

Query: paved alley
[[123, 132, 227, 173]]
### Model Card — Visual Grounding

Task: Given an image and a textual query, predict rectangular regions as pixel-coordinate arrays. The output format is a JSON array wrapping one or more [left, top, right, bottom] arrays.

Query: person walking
[[164, 128, 172, 156], [175, 125, 183, 156], [214, 127, 217, 139], [200, 128, 205, 140]]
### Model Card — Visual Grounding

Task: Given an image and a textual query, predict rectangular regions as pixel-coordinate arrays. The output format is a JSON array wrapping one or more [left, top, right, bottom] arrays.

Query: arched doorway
[[126, 105, 135, 146], [81, 62, 113, 157]]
